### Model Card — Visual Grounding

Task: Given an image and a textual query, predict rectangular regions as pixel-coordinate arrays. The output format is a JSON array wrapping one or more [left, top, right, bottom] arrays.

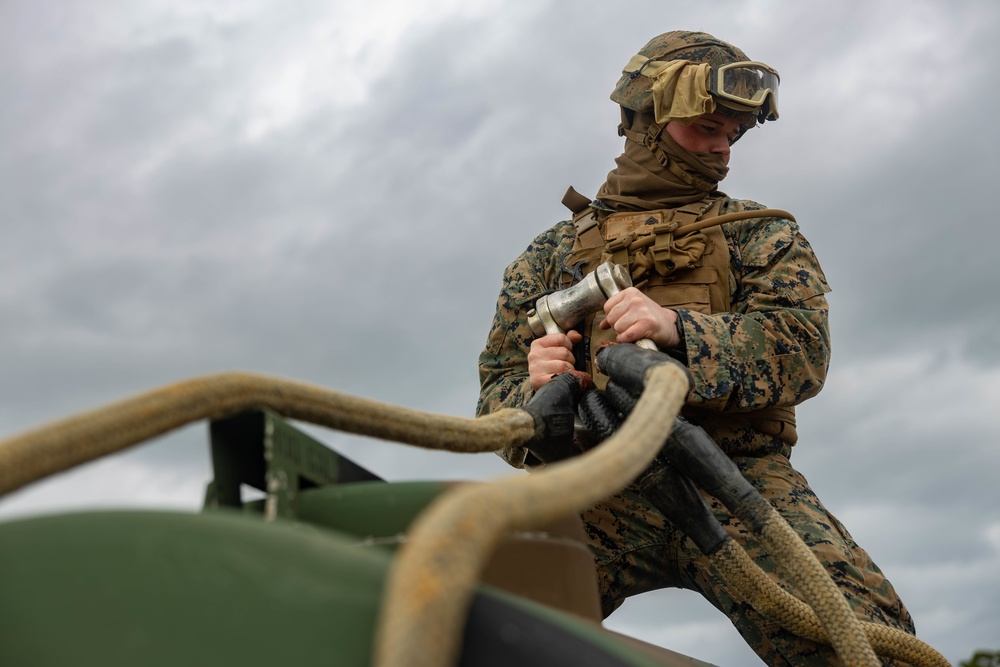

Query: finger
[[614, 317, 651, 343], [538, 333, 577, 350], [549, 359, 575, 374], [604, 290, 625, 310], [531, 338, 562, 357], [528, 343, 576, 371], [530, 361, 576, 390], [616, 325, 641, 344], [611, 308, 638, 335]]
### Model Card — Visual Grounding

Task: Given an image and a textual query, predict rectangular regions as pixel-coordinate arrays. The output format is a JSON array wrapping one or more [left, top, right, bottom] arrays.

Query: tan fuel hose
[[0, 372, 535, 499], [713, 540, 951, 667], [746, 506, 881, 667], [637, 454, 946, 667], [372, 361, 691, 667]]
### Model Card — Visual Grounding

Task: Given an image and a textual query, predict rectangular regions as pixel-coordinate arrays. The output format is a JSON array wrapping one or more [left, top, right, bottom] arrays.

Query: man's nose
[[710, 136, 731, 158]]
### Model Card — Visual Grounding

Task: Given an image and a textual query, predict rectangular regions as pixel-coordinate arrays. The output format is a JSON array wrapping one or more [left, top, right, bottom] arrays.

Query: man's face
[[664, 111, 742, 165]]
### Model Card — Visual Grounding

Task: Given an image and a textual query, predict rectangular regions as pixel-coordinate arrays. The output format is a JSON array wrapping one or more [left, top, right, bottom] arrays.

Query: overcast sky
[[1, 1, 998, 664]]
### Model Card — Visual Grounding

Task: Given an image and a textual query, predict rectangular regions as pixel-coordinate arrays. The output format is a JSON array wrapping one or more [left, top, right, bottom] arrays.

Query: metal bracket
[[203, 408, 382, 520]]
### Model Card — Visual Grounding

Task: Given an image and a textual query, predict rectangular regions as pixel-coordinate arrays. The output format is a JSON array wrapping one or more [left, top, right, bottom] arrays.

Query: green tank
[[0, 407, 710, 667]]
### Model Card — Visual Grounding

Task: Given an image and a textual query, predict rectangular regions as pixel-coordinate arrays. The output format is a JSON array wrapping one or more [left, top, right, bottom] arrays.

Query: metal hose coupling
[[527, 262, 632, 336]]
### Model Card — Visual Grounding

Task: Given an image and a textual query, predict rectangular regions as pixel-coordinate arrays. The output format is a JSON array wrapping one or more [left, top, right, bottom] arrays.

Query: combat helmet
[[611, 30, 779, 134]]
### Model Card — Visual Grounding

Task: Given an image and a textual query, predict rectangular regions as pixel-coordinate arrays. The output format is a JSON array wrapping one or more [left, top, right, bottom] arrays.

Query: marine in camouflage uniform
[[477, 31, 916, 665]]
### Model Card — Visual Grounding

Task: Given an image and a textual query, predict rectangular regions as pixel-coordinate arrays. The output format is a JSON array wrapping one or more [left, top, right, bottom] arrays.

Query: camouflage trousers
[[581, 453, 916, 666]]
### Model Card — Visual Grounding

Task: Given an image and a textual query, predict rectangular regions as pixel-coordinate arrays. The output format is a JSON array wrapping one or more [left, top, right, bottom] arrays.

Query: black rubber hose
[[596, 344, 693, 396], [636, 461, 730, 556], [604, 381, 638, 417], [521, 372, 583, 463], [578, 389, 622, 442], [661, 417, 772, 533], [595, 345, 771, 530]]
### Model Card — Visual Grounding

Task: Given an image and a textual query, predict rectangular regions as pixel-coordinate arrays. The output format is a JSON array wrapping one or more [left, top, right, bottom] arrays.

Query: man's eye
[[700, 125, 717, 133]]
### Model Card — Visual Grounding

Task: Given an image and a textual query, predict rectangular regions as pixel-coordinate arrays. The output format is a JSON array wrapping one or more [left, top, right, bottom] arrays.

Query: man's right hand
[[528, 331, 583, 390]]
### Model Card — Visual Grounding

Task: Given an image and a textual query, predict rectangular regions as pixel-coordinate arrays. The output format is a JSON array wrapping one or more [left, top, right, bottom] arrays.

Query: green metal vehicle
[[2, 406, 707, 666]]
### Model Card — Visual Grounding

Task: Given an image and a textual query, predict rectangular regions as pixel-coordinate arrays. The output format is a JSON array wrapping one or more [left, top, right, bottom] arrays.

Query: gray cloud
[[1, 1, 998, 664]]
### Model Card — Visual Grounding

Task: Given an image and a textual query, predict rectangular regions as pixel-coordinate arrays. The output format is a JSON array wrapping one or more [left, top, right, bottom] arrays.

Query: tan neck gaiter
[[596, 115, 729, 211]]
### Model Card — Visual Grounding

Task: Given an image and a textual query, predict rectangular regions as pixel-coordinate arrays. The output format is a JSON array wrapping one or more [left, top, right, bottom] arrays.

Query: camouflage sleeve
[[675, 203, 831, 412], [477, 222, 576, 468]]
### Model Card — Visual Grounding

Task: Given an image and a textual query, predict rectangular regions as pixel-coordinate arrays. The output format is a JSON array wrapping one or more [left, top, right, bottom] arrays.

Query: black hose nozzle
[[636, 461, 731, 557], [661, 417, 772, 534], [521, 372, 584, 463], [595, 344, 693, 396]]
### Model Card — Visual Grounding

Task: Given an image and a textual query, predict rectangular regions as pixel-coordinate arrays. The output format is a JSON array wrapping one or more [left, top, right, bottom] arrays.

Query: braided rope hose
[[713, 540, 951, 667], [654, 414, 879, 667], [745, 498, 881, 667], [372, 362, 691, 667], [757, 508, 882, 667], [0, 372, 535, 499]]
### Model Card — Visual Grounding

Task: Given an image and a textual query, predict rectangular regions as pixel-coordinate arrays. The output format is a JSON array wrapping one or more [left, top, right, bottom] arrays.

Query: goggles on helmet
[[707, 61, 779, 122]]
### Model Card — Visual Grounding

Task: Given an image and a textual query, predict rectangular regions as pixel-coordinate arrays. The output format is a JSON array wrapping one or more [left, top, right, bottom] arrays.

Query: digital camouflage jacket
[[477, 197, 832, 468]]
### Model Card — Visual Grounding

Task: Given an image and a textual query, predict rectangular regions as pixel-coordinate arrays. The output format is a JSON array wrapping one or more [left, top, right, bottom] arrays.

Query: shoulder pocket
[[742, 222, 796, 269]]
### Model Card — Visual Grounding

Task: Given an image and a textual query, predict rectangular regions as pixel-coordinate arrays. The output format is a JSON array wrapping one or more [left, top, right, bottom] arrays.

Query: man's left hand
[[600, 287, 681, 348]]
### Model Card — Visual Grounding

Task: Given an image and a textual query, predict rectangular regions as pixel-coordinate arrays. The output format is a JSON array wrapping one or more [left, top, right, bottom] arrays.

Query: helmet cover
[[611, 31, 761, 129]]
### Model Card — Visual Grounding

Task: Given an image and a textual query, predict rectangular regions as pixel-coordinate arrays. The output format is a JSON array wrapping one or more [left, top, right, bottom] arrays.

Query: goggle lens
[[713, 62, 779, 121]]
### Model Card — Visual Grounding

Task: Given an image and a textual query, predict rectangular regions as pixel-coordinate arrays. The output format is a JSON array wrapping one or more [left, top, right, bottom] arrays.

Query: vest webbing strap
[[561, 186, 593, 216]]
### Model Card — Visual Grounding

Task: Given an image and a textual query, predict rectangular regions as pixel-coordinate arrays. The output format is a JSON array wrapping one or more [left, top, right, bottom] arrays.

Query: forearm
[[667, 209, 833, 413], [478, 364, 534, 416], [477, 313, 535, 468], [477, 287, 538, 417], [677, 295, 830, 412], [478, 223, 575, 415]]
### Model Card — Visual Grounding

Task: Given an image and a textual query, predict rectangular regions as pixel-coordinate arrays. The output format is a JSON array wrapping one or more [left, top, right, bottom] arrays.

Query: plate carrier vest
[[559, 188, 798, 454]]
